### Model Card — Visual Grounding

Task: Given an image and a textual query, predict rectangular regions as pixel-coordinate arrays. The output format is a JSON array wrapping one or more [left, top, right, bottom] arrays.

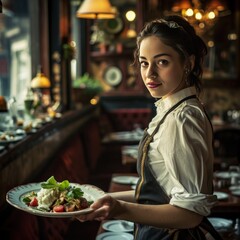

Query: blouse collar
[[155, 87, 197, 112]]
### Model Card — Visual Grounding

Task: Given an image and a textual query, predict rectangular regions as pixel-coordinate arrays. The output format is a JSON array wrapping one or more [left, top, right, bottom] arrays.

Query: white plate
[[104, 66, 122, 87], [131, 185, 136, 190], [96, 232, 134, 240], [6, 183, 105, 218], [231, 190, 240, 197], [102, 220, 134, 233], [0, 135, 25, 146], [110, 132, 142, 142], [0, 145, 5, 152], [229, 185, 240, 191], [111, 132, 133, 139], [214, 191, 229, 200], [214, 171, 240, 179], [208, 217, 233, 231], [112, 176, 139, 185], [122, 148, 138, 158]]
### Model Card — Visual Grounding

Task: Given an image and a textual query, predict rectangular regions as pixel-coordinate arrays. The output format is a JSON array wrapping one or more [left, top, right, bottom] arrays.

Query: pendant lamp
[[31, 66, 51, 89], [76, 0, 116, 19]]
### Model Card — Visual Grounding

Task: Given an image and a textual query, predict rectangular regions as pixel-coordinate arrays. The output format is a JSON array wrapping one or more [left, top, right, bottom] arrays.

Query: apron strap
[[151, 95, 197, 137]]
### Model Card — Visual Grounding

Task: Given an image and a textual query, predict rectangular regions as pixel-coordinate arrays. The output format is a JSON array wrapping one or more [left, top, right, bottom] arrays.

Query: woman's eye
[[140, 61, 148, 67], [158, 59, 169, 66]]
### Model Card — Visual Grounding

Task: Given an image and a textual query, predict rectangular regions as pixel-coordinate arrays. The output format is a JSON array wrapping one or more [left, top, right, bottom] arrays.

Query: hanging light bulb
[[183, 8, 194, 17], [195, 11, 203, 20], [125, 10, 136, 22], [208, 11, 217, 19]]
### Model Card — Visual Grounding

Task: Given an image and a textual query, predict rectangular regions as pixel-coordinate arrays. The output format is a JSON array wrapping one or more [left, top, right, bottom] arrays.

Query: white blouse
[[147, 87, 217, 216]]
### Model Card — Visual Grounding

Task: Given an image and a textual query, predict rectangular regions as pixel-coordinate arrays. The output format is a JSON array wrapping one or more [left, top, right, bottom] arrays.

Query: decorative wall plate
[[103, 66, 123, 87], [102, 17, 124, 35]]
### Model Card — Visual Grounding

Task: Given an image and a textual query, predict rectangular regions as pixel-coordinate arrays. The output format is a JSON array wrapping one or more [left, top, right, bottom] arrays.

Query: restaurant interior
[[0, 0, 240, 239]]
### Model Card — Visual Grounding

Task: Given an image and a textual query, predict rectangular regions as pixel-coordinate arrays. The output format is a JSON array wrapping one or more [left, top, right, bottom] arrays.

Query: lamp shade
[[76, 0, 116, 19], [31, 69, 51, 89]]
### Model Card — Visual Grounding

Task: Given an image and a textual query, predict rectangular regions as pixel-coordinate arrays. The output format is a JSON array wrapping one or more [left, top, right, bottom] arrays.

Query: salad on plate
[[23, 176, 92, 212], [6, 176, 105, 217]]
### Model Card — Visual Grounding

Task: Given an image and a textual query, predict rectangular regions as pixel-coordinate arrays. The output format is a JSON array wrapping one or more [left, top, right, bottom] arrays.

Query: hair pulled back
[[134, 15, 207, 94]]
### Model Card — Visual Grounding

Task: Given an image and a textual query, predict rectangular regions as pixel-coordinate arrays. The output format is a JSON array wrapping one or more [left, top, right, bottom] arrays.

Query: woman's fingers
[[90, 195, 111, 209], [75, 204, 110, 222], [75, 195, 117, 222], [76, 211, 107, 222]]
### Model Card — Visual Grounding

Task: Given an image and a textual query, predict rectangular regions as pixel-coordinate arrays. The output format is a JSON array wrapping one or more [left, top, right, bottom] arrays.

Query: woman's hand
[[75, 194, 120, 222]]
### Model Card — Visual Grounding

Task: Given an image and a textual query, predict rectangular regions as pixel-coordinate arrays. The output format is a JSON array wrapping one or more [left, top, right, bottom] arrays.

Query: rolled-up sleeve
[[170, 188, 217, 216]]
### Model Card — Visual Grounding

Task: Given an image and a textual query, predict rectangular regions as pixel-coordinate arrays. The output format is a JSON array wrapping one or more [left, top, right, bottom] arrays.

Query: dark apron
[[134, 95, 223, 240]]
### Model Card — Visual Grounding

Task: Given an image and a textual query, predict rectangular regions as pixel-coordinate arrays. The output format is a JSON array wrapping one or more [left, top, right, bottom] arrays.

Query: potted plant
[[72, 73, 103, 104]]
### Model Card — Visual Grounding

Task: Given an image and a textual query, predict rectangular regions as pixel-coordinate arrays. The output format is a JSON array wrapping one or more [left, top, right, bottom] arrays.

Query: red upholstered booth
[[106, 108, 152, 132]]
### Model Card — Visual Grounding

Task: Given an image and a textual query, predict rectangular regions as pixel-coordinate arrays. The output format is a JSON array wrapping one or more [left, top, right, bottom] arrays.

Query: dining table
[[121, 145, 138, 165], [96, 173, 240, 240], [102, 130, 143, 146]]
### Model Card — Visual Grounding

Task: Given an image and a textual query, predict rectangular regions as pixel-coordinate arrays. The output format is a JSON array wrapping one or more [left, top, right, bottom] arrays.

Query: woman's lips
[[146, 82, 162, 89]]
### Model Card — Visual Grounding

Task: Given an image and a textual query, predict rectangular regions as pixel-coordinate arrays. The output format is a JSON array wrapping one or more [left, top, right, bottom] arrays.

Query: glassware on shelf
[[8, 97, 19, 127], [24, 88, 35, 118]]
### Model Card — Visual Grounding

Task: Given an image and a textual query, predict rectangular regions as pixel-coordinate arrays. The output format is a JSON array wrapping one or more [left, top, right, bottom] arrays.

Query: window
[[0, 0, 36, 109]]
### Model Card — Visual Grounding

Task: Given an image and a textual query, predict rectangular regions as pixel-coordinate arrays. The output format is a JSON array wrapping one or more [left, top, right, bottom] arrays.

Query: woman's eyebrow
[[139, 53, 171, 59], [154, 53, 171, 58]]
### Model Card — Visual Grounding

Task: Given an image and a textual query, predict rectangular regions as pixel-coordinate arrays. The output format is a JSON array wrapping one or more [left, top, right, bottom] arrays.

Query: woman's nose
[[146, 64, 157, 79]]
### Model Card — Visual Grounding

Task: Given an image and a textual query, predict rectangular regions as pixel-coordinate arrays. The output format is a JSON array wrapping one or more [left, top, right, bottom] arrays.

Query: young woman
[[77, 15, 221, 239]]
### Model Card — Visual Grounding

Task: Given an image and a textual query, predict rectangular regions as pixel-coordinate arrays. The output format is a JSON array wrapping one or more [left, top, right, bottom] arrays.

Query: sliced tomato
[[53, 205, 64, 212], [29, 197, 38, 207]]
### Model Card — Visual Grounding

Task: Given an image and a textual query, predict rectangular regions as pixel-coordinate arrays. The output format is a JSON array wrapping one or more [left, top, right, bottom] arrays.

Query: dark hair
[[134, 15, 207, 94]]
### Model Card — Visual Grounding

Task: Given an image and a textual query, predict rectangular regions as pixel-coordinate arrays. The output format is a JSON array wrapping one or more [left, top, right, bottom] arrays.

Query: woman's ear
[[189, 55, 195, 71]]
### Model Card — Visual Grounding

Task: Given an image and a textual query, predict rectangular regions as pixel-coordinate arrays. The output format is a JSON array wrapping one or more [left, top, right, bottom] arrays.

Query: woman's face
[[139, 35, 187, 98]]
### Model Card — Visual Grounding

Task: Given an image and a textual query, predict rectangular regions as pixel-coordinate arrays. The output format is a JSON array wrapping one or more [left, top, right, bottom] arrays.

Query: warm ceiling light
[[76, 0, 116, 19], [184, 8, 194, 17], [195, 11, 203, 20], [125, 10, 136, 22], [207, 11, 216, 19], [173, 0, 228, 35]]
